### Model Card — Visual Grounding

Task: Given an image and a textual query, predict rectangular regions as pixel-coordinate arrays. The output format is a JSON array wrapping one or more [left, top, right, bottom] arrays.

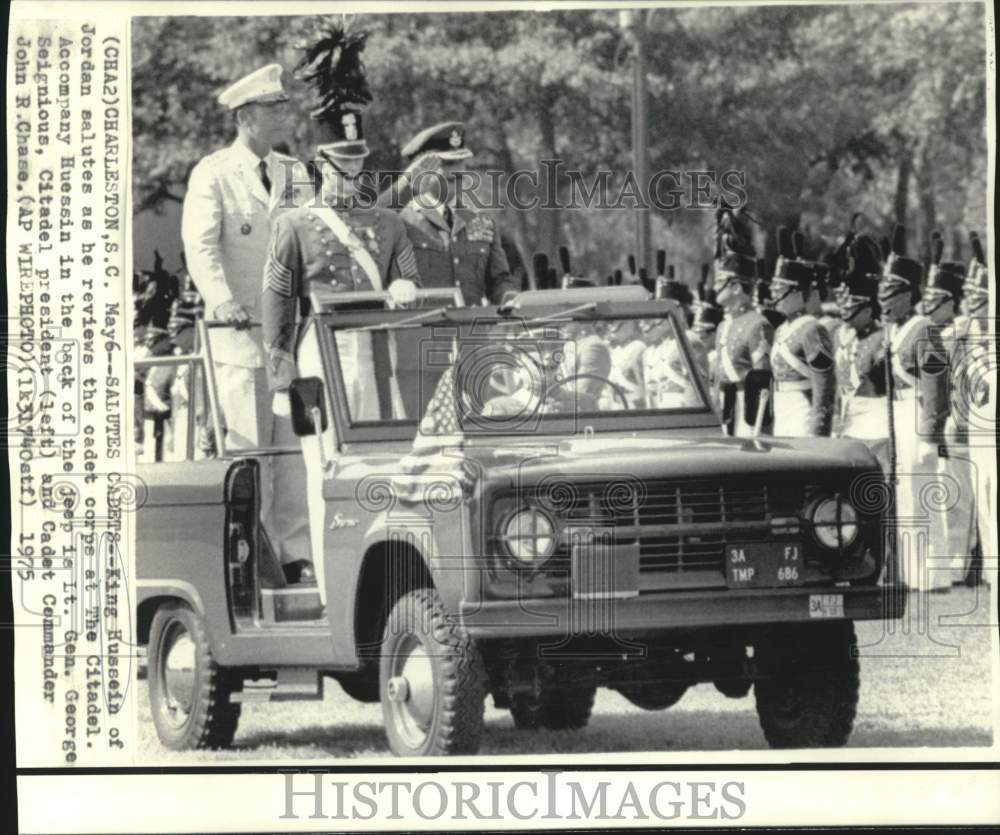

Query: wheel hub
[[386, 635, 436, 748], [161, 625, 197, 727]]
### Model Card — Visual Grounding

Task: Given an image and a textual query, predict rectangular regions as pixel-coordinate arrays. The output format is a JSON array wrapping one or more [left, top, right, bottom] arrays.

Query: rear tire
[[510, 685, 596, 730], [380, 588, 487, 756], [754, 621, 860, 748], [147, 602, 241, 750]]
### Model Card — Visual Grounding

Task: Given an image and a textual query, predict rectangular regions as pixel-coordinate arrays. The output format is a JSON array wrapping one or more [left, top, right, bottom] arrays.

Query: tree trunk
[[915, 145, 937, 262], [536, 102, 561, 262], [893, 147, 912, 229]]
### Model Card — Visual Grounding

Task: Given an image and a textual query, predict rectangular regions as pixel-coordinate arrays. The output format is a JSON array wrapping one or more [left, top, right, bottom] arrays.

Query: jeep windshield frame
[[313, 298, 722, 445]]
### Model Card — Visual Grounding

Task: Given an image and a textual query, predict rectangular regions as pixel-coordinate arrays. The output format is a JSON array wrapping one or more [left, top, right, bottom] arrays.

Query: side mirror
[[743, 369, 773, 431], [288, 377, 328, 437]]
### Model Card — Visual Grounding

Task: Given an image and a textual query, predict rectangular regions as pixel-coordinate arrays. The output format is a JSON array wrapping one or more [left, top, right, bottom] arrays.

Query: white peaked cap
[[217, 64, 290, 110]]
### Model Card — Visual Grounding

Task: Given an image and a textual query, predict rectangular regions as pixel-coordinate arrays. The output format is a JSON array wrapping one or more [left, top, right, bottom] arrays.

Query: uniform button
[[329, 266, 336, 273], [331, 280, 338, 286], [420, 242, 427, 248], [326, 250, 333, 256], [453, 257, 460, 264]]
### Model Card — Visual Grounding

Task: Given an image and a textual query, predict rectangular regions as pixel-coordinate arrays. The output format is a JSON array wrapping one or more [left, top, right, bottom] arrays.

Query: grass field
[[137, 586, 995, 761]]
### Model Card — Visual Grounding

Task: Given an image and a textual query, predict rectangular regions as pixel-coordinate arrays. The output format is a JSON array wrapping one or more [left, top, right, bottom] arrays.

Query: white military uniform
[[182, 142, 311, 446], [181, 64, 313, 569]]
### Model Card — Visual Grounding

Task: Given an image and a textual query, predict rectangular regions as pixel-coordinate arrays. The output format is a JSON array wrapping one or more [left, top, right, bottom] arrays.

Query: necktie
[[259, 159, 272, 194], [443, 205, 454, 230]]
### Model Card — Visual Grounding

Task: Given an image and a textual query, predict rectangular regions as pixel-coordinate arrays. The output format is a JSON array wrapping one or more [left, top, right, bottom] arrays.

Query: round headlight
[[810, 497, 859, 549], [503, 508, 556, 565]]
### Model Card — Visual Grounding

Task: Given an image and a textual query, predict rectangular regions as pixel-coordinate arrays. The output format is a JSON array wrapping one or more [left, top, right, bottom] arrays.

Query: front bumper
[[460, 584, 905, 638]]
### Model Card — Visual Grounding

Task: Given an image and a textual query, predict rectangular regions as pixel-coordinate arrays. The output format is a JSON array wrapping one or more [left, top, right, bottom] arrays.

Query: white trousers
[[841, 395, 888, 441], [214, 362, 309, 567], [891, 394, 957, 591], [773, 389, 811, 437]]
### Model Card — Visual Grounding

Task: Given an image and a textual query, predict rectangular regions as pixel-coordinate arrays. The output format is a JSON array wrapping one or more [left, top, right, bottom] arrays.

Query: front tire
[[147, 602, 241, 750], [754, 621, 860, 748], [380, 588, 487, 756]]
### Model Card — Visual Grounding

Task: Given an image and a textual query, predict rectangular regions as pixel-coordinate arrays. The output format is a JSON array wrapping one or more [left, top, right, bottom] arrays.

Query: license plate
[[809, 593, 845, 619], [725, 542, 803, 588]]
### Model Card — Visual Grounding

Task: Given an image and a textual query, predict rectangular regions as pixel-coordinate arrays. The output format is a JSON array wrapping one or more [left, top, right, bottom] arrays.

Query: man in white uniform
[[181, 63, 313, 576]]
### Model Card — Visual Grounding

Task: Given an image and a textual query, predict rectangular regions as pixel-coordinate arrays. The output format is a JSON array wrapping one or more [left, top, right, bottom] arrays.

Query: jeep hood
[[459, 433, 879, 487]]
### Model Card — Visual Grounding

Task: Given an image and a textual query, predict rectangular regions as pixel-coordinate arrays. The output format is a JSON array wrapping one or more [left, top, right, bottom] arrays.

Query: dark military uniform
[[770, 313, 835, 436], [715, 301, 775, 436], [261, 202, 419, 391], [400, 202, 514, 306]]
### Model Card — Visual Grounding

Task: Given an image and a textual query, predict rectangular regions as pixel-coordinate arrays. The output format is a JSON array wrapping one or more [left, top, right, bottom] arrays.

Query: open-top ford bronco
[[136, 285, 902, 756]]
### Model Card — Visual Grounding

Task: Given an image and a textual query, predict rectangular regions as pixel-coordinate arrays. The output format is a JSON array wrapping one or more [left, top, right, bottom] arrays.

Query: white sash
[[313, 207, 384, 291], [774, 316, 815, 379], [889, 315, 927, 389], [717, 319, 741, 383]]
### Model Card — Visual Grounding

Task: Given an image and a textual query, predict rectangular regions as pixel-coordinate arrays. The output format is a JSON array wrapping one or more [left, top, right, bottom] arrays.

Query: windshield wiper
[[342, 307, 450, 334]]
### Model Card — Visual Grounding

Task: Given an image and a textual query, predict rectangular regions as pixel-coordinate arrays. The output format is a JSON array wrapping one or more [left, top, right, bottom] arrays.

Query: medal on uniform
[[240, 222, 252, 235]]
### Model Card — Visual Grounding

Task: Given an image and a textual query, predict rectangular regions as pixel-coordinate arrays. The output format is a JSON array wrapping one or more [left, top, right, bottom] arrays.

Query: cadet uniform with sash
[[768, 243, 835, 437], [261, 26, 419, 588], [835, 307, 887, 463], [712, 208, 774, 436], [920, 247, 974, 583], [943, 242, 993, 576], [877, 226, 950, 591], [715, 300, 774, 435]]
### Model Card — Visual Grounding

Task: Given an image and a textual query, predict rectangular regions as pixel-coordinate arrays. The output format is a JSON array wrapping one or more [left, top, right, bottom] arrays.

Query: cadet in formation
[[831, 230, 888, 461], [876, 224, 949, 592], [920, 233, 976, 585], [767, 227, 835, 437], [712, 207, 775, 436], [943, 234, 992, 581]]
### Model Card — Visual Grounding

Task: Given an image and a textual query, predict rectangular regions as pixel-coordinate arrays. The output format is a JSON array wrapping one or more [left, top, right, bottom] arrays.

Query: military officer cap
[[401, 121, 473, 162], [297, 26, 373, 159], [879, 224, 923, 302], [924, 232, 966, 302], [217, 64, 290, 110]]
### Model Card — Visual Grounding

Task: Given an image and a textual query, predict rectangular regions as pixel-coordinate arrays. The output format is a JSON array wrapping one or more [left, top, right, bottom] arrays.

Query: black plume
[[668, 265, 675, 279], [756, 258, 767, 279], [638, 268, 654, 293], [296, 25, 373, 119], [930, 231, 943, 265], [558, 245, 571, 275], [701, 263, 709, 282], [656, 249, 666, 276], [606, 274, 615, 286], [879, 236, 891, 260], [546, 268, 558, 290], [627, 254, 637, 276], [792, 230, 805, 259], [532, 252, 549, 286], [890, 224, 906, 256], [970, 231, 985, 264], [715, 202, 757, 258], [613, 269, 623, 286], [777, 227, 794, 259]]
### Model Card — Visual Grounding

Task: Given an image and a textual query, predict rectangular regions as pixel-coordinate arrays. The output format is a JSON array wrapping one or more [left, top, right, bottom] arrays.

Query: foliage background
[[131, 3, 988, 281]]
